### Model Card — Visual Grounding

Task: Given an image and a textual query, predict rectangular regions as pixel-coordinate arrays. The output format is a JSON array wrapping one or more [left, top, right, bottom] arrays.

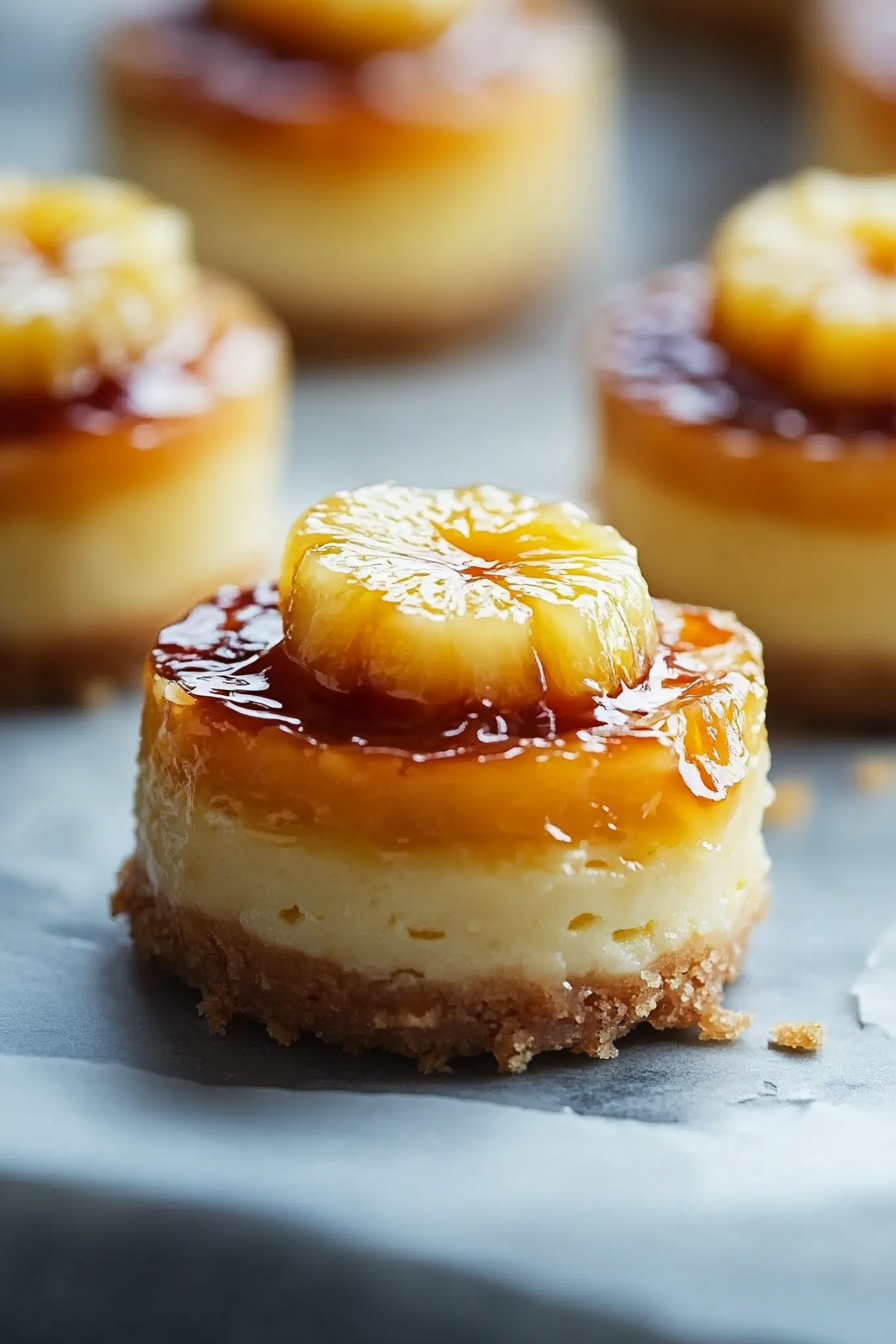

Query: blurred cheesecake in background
[[100, 0, 613, 355], [592, 170, 896, 727], [0, 175, 286, 707], [809, 0, 896, 174], [114, 483, 770, 1073]]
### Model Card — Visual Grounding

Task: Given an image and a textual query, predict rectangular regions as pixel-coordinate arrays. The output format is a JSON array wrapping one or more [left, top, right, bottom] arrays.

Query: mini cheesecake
[[100, 0, 612, 354], [113, 483, 770, 1073], [593, 171, 896, 727], [809, 0, 896, 175], [0, 175, 286, 707]]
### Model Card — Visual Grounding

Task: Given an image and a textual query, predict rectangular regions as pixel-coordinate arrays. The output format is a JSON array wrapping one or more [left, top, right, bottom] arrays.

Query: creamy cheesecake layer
[[604, 456, 896, 658], [134, 749, 770, 985], [106, 104, 595, 333], [0, 429, 276, 640], [102, 4, 610, 343]]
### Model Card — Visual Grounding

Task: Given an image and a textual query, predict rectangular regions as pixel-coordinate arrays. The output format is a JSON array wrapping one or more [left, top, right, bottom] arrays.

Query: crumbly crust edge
[[112, 857, 767, 1074], [762, 647, 896, 729], [0, 627, 151, 708], [0, 549, 273, 709]]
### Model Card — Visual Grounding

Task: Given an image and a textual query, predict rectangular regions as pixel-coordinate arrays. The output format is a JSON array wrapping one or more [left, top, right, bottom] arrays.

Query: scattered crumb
[[769, 1021, 826, 1053], [698, 1005, 754, 1042], [765, 778, 814, 827], [852, 754, 896, 795]]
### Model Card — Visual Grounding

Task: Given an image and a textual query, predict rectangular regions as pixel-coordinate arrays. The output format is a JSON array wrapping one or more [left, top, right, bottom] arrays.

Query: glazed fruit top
[[147, 579, 767, 850], [711, 170, 896, 403], [279, 484, 658, 710], [0, 176, 194, 397], [209, 0, 474, 60]]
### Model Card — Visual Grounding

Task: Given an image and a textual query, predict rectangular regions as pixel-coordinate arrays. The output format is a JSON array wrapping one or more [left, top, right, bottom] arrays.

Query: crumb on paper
[[852, 754, 896, 794], [769, 1021, 825, 1053], [765, 778, 814, 827], [698, 1005, 753, 1042]]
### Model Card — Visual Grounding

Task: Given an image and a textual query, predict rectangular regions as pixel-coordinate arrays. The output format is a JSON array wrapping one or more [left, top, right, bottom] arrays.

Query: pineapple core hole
[[612, 920, 657, 943], [567, 913, 598, 932], [278, 905, 304, 925], [408, 928, 446, 941]]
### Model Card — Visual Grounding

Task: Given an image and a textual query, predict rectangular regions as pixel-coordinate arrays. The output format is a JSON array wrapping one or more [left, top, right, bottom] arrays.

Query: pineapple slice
[[0, 175, 194, 397], [211, 0, 471, 58], [280, 483, 658, 709], [712, 170, 896, 403]]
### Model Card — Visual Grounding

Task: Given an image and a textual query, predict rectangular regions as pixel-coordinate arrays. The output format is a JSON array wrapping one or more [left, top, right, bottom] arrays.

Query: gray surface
[[4, 3, 896, 1343]]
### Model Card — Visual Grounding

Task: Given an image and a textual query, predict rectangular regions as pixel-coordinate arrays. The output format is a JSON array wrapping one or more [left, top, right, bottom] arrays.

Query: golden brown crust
[[0, 547, 272, 710], [271, 277, 565, 360], [112, 856, 767, 1073], [763, 647, 896, 730], [0, 626, 151, 708], [769, 1021, 825, 1052], [697, 1004, 753, 1042]]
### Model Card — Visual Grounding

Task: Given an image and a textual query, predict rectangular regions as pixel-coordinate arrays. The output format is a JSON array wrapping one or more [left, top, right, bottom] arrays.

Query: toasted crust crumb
[[765, 779, 814, 827], [698, 1005, 753, 1042], [852, 755, 896, 794], [769, 1021, 825, 1052], [112, 858, 767, 1074]]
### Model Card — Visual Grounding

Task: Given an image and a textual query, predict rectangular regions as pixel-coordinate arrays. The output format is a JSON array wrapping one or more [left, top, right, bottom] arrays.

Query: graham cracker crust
[[276, 276, 567, 362], [763, 647, 896, 730], [0, 553, 274, 710], [113, 857, 766, 1074], [0, 627, 152, 709]]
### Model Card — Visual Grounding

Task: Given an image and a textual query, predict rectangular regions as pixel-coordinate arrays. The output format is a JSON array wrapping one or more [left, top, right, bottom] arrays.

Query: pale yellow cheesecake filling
[[604, 458, 896, 658], [106, 89, 602, 329], [0, 431, 277, 641], [135, 750, 770, 985]]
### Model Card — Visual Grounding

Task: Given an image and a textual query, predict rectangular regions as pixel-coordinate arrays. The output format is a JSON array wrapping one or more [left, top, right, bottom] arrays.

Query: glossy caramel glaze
[[598, 264, 896, 440], [0, 277, 285, 519], [595, 265, 896, 530], [101, 2, 591, 157], [144, 579, 767, 852]]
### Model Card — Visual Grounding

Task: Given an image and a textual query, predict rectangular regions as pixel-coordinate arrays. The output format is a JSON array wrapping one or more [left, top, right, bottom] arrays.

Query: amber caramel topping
[[102, 3, 589, 151], [597, 265, 896, 442], [150, 577, 768, 849], [0, 277, 277, 442], [595, 266, 896, 530], [0, 277, 284, 520]]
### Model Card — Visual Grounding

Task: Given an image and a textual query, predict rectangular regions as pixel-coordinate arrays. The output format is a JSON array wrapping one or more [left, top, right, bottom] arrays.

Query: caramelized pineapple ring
[[0, 175, 194, 396], [280, 484, 658, 710], [211, 0, 472, 59], [712, 170, 896, 403]]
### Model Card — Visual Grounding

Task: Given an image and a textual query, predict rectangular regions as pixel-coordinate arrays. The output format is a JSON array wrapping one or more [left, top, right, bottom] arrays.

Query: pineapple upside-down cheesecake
[[113, 483, 771, 1074], [100, 0, 613, 354], [593, 169, 896, 727], [809, 0, 896, 175], [0, 174, 286, 707]]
